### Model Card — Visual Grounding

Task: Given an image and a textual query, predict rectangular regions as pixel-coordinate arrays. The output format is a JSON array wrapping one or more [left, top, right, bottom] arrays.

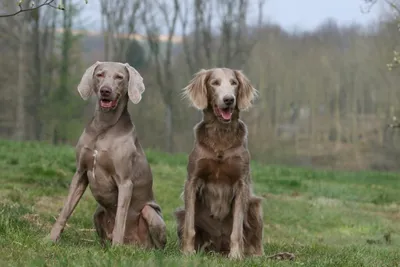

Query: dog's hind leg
[[93, 205, 114, 247], [141, 202, 167, 249], [175, 207, 221, 253], [174, 207, 185, 243], [244, 196, 264, 256]]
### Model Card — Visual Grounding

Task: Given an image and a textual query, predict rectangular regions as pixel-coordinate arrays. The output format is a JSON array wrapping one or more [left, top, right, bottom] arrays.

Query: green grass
[[0, 139, 400, 267]]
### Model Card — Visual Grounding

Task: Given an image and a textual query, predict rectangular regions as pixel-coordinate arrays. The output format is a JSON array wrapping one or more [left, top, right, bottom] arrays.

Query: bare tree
[[0, 0, 59, 17], [0, 0, 88, 18], [257, 0, 267, 27], [99, 0, 143, 61], [26, 6, 59, 140], [179, 0, 263, 71], [142, 0, 180, 153], [14, 13, 29, 140], [178, 0, 214, 73]]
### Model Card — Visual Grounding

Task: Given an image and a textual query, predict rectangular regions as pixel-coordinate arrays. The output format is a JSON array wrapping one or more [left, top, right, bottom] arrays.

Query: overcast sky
[[79, 0, 384, 33], [263, 0, 382, 31]]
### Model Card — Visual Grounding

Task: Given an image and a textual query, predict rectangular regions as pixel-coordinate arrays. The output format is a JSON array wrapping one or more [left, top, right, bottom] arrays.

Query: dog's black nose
[[100, 87, 112, 97], [223, 95, 234, 106]]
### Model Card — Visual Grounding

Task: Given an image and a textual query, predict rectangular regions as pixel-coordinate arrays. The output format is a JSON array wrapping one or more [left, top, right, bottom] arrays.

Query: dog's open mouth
[[214, 105, 233, 122], [100, 97, 119, 110]]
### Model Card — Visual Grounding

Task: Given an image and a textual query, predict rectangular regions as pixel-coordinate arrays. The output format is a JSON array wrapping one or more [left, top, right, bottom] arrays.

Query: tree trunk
[[32, 8, 42, 140], [165, 103, 173, 153], [53, 0, 71, 144], [15, 16, 27, 141], [334, 82, 342, 152], [309, 82, 316, 148]]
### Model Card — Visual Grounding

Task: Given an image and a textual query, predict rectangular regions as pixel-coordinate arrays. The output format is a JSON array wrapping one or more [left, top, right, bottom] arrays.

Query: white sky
[[263, 0, 383, 31], [78, 0, 385, 33]]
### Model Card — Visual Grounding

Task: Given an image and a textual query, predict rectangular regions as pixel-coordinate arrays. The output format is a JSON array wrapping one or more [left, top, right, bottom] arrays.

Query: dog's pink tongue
[[100, 100, 112, 108], [220, 109, 232, 120]]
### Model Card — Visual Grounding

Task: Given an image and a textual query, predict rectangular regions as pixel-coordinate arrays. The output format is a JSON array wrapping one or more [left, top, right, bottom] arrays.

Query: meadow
[[0, 139, 399, 266]]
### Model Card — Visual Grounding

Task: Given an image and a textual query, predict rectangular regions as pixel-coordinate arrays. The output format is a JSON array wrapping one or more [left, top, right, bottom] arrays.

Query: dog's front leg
[[49, 171, 88, 242], [229, 182, 247, 260], [182, 179, 197, 254], [112, 181, 133, 245]]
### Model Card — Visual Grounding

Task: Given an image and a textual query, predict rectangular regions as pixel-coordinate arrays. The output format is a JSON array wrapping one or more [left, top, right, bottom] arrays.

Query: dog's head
[[77, 61, 145, 112], [182, 68, 257, 123]]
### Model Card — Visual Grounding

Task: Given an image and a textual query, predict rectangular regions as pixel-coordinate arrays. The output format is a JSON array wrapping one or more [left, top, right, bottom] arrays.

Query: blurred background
[[0, 0, 399, 171]]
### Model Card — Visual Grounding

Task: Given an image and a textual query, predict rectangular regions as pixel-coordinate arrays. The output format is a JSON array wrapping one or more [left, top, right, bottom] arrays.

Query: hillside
[[0, 139, 399, 266]]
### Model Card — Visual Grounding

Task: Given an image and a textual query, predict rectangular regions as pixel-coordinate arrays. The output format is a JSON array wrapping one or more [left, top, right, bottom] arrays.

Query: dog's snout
[[100, 86, 112, 97], [223, 95, 235, 106]]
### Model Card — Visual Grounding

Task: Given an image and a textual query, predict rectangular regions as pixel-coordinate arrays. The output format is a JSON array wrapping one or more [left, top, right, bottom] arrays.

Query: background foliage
[[1, 0, 400, 171]]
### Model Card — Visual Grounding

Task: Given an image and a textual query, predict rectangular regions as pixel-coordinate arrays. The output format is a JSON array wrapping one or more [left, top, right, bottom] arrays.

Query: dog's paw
[[111, 239, 124, 246], [47, 226, 63, 243], [149, 225, 167, 249], [182, 245, 196, 256], [183, 249, 196, 256], [182, 235, 196, 255], [228, 249, 244, 260]]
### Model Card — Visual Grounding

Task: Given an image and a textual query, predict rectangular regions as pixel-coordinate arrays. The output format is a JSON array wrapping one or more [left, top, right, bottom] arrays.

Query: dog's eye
[[96, 73, 104, 78], [230, 80, 238, 86], [211, 80, 220, 86], [115, 74, 124, 80]]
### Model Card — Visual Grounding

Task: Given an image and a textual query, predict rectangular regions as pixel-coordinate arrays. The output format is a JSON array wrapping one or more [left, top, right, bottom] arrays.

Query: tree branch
[[360, 0, 378, 13], [178, 0, 195, 73], [0, 0, 60, 18], [0, 0, 89, 18], [141, 5, 164, 91]]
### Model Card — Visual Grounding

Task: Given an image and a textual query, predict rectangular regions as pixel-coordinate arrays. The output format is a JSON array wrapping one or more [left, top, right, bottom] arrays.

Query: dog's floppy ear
[[125, 63, 145, 104], [77, 61, 101, 100], [234, 70, 258, 110], [182, 69, 210, 110]]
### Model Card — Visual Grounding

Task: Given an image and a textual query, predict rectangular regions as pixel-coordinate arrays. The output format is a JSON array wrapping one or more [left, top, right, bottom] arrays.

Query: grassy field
[[0, 139, 399, 266]]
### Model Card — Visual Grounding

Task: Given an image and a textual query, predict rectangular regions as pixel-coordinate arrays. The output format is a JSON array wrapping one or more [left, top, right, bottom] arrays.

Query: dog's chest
[[195, 156, 243, 220], [80, 146, 116, 175], [199, 182, 235, 221], [195, 156, 243, 185], [80, 144, 119, 207]]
